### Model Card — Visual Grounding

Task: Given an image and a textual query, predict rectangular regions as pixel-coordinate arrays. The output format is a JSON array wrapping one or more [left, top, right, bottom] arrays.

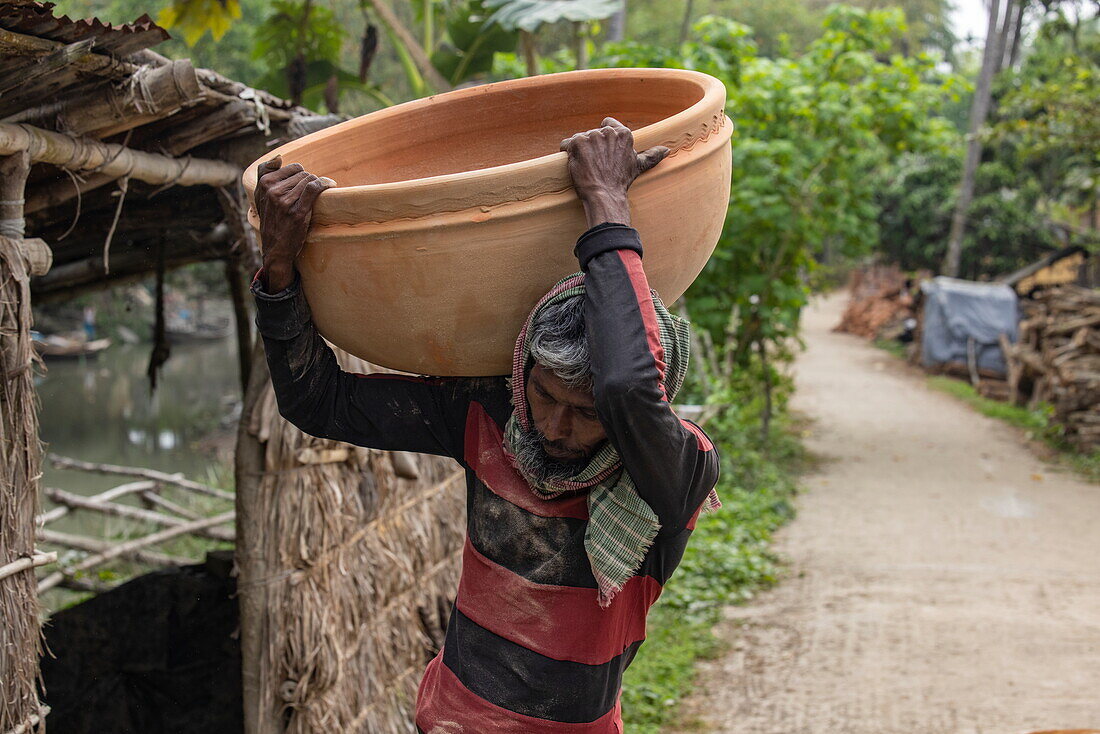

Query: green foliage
[[157, 0, 241, 45], [252, 0, 344, 72], [431, 0, 519, 84], [591, 9, 959, 372], [991, 13, 1099, 213], [485, 0, 621, 32], [875, 150, 1056, 277]]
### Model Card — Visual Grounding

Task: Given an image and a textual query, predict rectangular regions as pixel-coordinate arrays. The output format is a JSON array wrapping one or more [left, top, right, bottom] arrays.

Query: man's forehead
[[529, 364, 595, 408]]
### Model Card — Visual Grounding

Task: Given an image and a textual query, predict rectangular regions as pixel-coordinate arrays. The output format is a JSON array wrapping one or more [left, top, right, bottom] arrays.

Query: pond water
[[36, 337, 241, 534]]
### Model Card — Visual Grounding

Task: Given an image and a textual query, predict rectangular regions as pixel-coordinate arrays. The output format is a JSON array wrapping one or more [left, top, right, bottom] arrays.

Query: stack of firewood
[[834, 264, 916, 340], [1002, 286, 1100, 450]]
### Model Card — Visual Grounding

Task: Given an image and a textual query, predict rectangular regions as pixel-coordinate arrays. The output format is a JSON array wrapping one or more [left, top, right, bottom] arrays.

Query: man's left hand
[[561, 117, 669, 228]]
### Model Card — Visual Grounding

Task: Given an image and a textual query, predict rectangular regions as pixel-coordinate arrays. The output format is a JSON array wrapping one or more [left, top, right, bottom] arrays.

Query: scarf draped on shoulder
[[503, 273, 720, 607]]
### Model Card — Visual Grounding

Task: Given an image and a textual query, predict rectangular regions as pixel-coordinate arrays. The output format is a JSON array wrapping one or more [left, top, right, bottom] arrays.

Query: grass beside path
[[871, 341, 1099, 484], [620, 406, 807, 732], [927, 376, 1100, 484]]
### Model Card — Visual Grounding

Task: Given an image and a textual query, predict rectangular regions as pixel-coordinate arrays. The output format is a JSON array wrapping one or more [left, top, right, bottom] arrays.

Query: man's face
[[525, 363, 607, 463]]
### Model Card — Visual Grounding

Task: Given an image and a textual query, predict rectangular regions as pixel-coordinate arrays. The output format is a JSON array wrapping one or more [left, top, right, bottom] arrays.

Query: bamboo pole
[[44, 488, 235, 542], [217, 184, 261, 394], [36, 479, 157, 525], [236, 341, 280, 734], [0, 552, 56, 582], [0, 122, 240, 188], [47, 454, 235, 501], [37, 528, 192, 567], [140, 490, 201, 520], [37, 511, 235, 593]]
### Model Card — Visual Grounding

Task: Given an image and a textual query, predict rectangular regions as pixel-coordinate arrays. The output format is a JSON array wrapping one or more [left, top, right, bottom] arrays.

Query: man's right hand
[[254, 155, 336, 293]]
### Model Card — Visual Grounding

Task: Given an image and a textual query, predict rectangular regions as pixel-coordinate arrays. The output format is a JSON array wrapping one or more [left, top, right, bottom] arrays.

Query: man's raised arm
[[561, 119, 721, 534], [250, 156, 502, 459]]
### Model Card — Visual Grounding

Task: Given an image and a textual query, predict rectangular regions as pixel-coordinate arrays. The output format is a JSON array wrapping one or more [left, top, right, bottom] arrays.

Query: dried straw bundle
[[0, 234, 46, 734], [246, 349, 465, 733]]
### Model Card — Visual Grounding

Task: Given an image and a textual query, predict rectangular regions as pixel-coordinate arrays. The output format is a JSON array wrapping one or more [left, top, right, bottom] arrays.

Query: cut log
[[53, 59, 203, 138]]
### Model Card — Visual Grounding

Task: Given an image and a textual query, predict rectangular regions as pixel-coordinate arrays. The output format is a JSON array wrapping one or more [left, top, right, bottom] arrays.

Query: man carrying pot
[[251, 117, 720, 732]]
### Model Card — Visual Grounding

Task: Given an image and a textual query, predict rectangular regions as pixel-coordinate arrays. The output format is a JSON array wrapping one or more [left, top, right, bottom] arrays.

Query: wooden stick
[[37, 528, 193, 568], [36, 480, 157, 525], [0, 122, 240, 188], [364, 0, 452, 92], [47, 454, 234, 501], [44, 488, 234, 542], [140, 490, 201, 521], [0, 552, 56, 582], [37, 512, 235, 593], [3, 705, 50, 734]]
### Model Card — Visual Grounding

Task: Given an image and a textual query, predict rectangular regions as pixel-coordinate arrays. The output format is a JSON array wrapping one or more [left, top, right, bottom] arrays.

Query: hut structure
[[0, 3, 464, 732]]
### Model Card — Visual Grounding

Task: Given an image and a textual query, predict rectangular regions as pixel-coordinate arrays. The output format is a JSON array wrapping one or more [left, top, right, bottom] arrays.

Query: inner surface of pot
[[287, 74, 707, 186]]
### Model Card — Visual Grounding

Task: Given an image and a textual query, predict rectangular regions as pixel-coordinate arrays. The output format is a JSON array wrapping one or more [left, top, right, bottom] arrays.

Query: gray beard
[[508, 423, 590, 488]]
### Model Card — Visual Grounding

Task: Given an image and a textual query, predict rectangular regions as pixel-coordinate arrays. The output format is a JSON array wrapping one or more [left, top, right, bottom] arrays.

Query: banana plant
[[483, 0, 621, 74]]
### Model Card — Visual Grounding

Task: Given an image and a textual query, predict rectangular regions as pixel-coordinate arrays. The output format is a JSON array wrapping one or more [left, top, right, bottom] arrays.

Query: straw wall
[[243, 350, 465, 733], [0, 151, 47, 734]]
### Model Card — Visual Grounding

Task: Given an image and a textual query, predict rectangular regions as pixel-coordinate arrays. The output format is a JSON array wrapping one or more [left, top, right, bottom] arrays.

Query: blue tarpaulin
[[920, 277, 1019, 376]]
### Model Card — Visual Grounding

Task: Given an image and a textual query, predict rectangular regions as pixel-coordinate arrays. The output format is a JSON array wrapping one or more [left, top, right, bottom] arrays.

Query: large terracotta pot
[[243, 68, 732, 376]]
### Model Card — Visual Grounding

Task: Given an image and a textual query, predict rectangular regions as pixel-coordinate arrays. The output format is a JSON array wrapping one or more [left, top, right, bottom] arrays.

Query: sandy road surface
[[676, 292, 1100, 734]]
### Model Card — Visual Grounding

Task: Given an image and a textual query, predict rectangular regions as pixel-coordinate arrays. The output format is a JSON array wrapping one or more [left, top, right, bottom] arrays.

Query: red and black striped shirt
[[252, 224, 720, 732]]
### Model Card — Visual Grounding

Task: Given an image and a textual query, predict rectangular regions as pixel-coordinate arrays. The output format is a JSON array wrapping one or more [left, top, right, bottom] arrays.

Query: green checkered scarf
[[504, 273, 714, 607]]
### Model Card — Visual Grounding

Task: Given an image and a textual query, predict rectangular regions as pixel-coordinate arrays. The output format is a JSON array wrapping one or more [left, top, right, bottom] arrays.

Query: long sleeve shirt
[[251, 224, 720, 732]]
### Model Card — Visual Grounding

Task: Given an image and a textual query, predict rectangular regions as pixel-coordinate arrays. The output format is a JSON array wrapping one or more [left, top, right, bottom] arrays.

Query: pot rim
[[243, 67, 727, 225]]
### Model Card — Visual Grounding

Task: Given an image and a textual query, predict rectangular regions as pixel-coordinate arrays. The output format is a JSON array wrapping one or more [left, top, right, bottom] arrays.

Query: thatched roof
[[0, 1, 340, 301]]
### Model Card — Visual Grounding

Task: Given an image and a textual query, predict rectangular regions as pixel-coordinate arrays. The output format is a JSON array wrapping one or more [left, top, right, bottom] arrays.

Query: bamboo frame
[[36, 528, 192, 568], [0, 552, 56, 582], [44, 487, 235, 542], [0, 122, 240, 188], [48, 454, 234, 501], [37, 511, 235, 593], [35, 479, 157, 525]]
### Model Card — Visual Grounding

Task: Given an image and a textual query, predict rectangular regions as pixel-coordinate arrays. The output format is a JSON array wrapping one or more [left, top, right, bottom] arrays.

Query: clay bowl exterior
[[243, 67, 732, 376]]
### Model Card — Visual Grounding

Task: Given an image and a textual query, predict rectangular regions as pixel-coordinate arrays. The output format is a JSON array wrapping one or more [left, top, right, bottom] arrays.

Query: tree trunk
[[226, 256, 253, 394], [679, 0, 696, 45], [1007, 0, 1026, 69], [574, 22, 589, 70], [942, 0, 1004, 277], [521, 30, 539, 76], [606, 0, 626, 42], [993, 0, 1017, 75], [216, 183, 261, 395]]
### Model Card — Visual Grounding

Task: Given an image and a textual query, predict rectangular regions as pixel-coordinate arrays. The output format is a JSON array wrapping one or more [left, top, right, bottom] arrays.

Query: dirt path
[[676, 292, 1100, 734]]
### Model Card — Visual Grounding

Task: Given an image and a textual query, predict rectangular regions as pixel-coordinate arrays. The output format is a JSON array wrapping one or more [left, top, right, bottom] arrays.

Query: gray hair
[[527, 293, 592, 391]]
